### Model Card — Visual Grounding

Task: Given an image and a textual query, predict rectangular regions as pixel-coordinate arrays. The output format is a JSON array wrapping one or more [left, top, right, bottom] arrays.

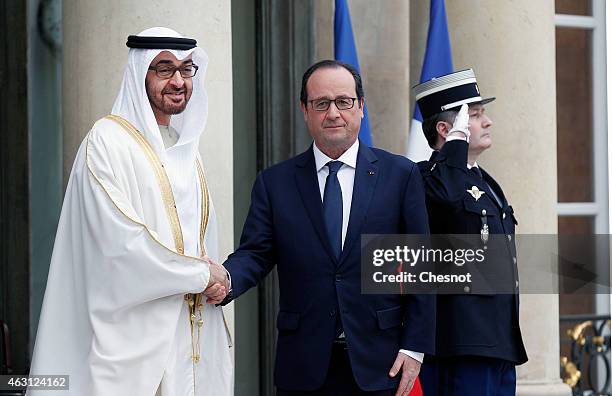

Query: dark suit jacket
[[224, 142, 436, 391], [418, 140, 527, 364]]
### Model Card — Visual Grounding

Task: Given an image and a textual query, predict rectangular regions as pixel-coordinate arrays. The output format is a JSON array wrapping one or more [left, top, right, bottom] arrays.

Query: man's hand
[[203, 257, 230, 304], [204, 257, 229, 288], [203, 283, 226, 304], [449, 103, 470, 140], [389, 353, 421, 396]]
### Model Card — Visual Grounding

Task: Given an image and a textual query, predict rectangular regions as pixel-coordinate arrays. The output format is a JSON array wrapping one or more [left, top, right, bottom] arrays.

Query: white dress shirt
[[158, 124, 179, 149], [312, 140, 424, 364]]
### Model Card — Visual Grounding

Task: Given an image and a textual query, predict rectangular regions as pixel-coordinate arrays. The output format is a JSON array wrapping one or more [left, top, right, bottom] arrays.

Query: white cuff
[[224, 267, 233, 293], [399, 349, 424, 363], [446, 133, 469, 143]]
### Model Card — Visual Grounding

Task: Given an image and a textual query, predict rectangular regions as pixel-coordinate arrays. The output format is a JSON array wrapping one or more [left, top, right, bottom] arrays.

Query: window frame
[[555, 1, 609, 234], [556, 1, 610, 379]]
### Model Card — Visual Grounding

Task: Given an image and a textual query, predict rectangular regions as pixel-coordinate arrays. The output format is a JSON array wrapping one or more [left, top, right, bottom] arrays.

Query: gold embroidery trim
[[196, 160, 209, 257], [105, 115, 185, 254], [189, 161, 210, 365]]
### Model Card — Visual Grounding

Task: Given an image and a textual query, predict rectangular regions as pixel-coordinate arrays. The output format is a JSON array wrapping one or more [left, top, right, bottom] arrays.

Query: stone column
[[62, 0, 235, 348], [314, 0, 411, 153], [412, 0, 569, 394]]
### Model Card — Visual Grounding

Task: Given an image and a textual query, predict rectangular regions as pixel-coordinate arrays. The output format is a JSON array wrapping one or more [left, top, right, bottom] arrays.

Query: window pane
[[558, 216, 595, 306], [558, 215, 596, 374], [558, 216, 595, 326], [558, 215, 594, 234], [556, 28, 593, 202], [555, 0, 591, 16]]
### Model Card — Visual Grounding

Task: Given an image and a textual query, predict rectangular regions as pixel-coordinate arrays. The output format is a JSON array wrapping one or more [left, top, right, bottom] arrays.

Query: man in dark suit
[[414, 69, 527, 395], [222, 60, 435, 395]]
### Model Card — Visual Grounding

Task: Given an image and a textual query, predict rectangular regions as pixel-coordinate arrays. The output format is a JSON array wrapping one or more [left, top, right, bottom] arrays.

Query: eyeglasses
[[148, 63, 199, 79], [308, 97, 357, 112]]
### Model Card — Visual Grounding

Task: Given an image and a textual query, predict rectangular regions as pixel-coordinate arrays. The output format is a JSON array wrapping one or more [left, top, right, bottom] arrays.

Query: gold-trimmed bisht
[[105, 115, 210, 367]]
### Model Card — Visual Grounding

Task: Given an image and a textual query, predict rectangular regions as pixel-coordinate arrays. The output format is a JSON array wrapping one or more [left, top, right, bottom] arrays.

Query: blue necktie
[[470, 166, 483, 180], [323, 161, 343, 260]]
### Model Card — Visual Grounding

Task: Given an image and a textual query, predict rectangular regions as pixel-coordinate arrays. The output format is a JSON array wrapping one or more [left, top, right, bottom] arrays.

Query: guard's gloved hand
[[449, 103, 470, 141]]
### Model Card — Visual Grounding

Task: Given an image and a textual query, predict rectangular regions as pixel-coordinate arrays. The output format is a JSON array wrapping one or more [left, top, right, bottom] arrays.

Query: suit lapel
[[339, 145, 379, 267], [294, 148, 338, 263]]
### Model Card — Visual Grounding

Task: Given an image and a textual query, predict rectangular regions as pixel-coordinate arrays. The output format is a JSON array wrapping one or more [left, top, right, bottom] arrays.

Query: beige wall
[[63, 0, 235, 333], [412, 1, 567, 394], [411, 0, 558, 233], [411, 1, 559, 235], [315, 0, 411, 154], [445, 0, 558, 234]]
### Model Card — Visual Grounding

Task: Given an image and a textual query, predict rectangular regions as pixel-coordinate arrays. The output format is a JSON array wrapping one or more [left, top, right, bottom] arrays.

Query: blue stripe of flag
[[413, 0, 454, 123], [334, 0, 373, 147]]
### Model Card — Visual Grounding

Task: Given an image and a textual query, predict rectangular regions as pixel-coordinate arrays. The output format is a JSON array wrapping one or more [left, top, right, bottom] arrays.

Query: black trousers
[[277, 342, 395, 396]]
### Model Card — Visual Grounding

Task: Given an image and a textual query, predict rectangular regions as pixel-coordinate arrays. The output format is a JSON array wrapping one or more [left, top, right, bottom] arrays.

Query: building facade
[[0, 0, 609, 395]]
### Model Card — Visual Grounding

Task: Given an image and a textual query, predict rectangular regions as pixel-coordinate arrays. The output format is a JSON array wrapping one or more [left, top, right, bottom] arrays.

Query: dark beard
[[159, 100, 187, 115], [146, 87, 190, 116]]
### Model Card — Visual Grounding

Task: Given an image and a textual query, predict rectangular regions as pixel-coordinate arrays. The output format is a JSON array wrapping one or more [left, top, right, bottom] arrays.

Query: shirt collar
[[467, 161, 479, 170], [313, 139, 360, 172]]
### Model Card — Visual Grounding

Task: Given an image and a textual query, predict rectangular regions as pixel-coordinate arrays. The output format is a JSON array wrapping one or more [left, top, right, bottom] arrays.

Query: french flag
[[406, 0, 454, 162]]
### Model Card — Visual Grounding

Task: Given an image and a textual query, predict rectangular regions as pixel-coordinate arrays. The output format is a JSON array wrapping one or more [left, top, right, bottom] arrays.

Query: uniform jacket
[[418, 140, 527, 364]]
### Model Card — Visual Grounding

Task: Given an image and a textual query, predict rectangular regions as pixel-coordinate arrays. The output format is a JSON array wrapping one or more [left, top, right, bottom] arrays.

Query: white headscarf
[[111, 27, 210, 256]]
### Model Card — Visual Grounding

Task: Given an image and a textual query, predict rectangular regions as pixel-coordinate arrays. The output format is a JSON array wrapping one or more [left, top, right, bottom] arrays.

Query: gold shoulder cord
[[196, 161, 209, 257], [186, 160, 210, 364], [105, 115, 209, 370]]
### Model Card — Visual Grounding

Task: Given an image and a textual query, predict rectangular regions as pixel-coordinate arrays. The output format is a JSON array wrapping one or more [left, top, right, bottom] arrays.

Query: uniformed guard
[[414, 69, 527, 396]]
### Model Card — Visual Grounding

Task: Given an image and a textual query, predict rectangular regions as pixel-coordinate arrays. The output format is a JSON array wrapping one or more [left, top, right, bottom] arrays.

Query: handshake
[[202, 257, 230, 304]]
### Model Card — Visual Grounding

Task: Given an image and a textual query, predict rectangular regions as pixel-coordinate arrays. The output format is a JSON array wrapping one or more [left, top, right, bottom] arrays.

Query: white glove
[[448, 103, 470, 141]]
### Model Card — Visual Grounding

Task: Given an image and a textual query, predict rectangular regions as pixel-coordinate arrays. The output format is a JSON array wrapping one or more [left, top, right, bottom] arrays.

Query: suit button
[[335, 274, 341, 282], [463, 286, 470, 293], [507, 235, 512, 241], [503, 213, 507, 219], [329, 309, 336, 317], [481, 209, 487, 216]]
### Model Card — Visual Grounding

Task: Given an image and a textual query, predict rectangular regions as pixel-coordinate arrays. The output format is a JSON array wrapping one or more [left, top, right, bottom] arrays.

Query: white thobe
[[28, 117, 233, 396]]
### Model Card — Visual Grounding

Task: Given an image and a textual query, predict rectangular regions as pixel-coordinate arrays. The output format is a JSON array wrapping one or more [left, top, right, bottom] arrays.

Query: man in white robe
[[28, 27, 233, 396]]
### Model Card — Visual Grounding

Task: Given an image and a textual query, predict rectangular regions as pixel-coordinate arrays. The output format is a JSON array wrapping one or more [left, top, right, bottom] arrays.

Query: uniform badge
[[481, 223, 489, 243], [467, 186, 485, 201], [480, 209, 489, 244]]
